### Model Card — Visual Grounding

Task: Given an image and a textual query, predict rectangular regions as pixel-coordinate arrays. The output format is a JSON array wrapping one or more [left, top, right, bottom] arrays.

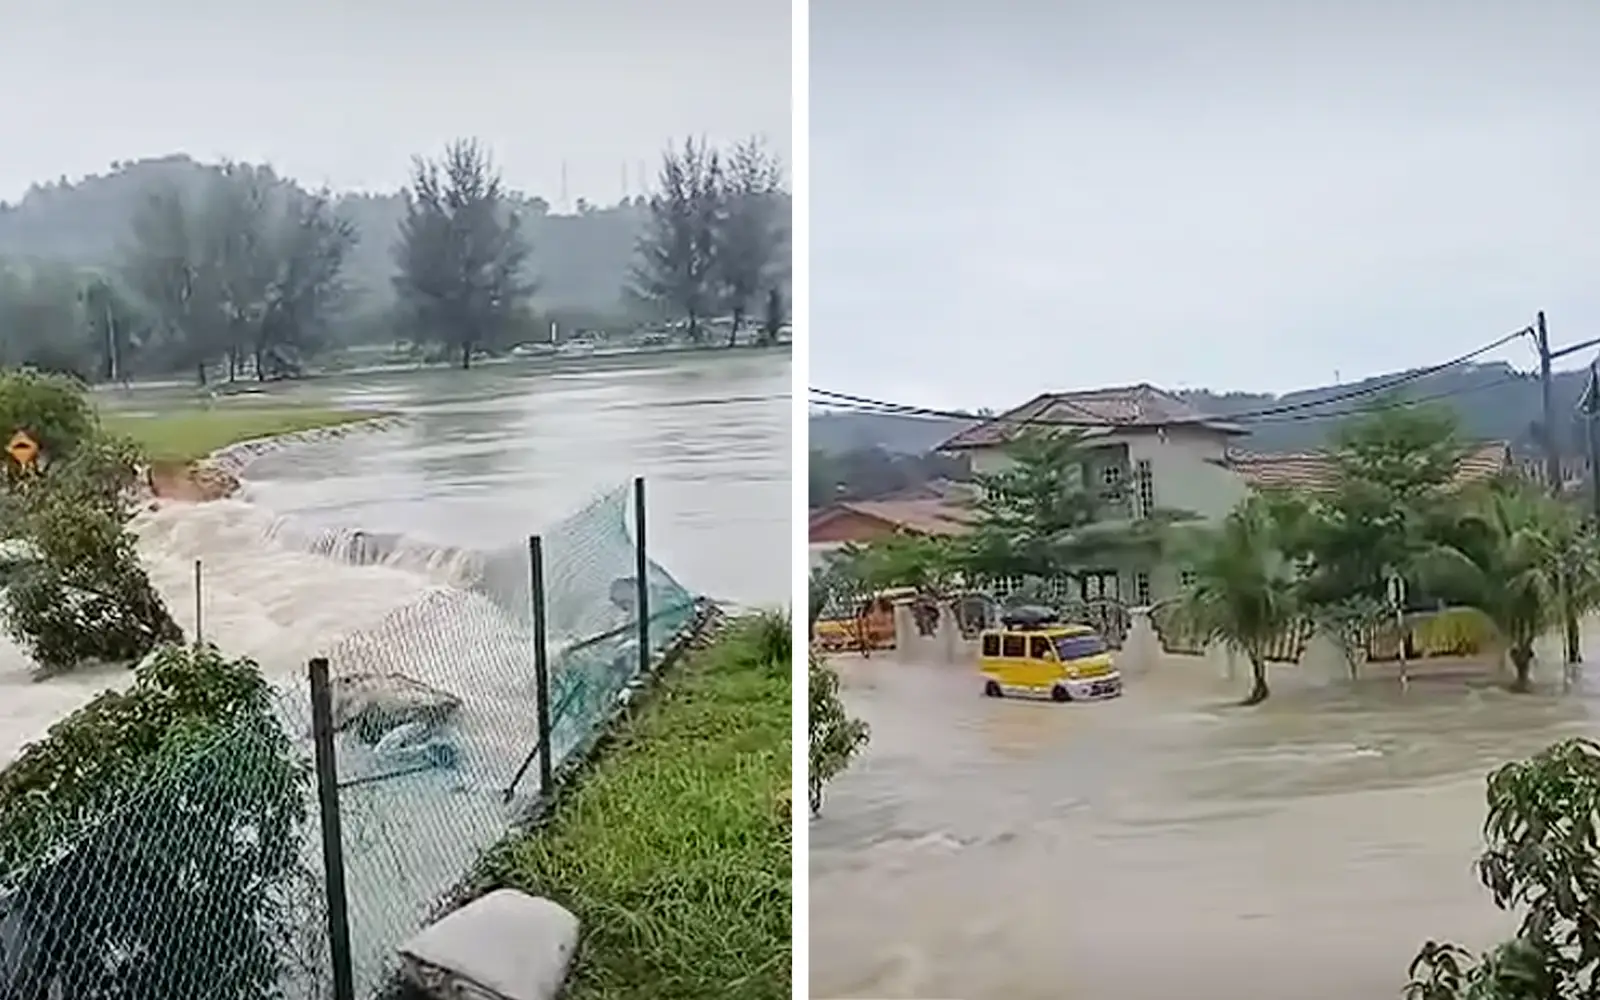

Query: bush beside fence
[[0, 475, 708, 1000]]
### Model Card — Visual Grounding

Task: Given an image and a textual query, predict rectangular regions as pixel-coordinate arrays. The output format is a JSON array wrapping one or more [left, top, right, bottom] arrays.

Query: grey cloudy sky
[[811, 1, 1600, 409], [0, 0, 789, 205]]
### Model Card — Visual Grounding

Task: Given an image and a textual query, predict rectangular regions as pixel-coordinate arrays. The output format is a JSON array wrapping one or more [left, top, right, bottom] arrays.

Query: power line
[[810, 363, 1535, 432], [810, 325, 1532, 432], [812, 323, 1536, 432]]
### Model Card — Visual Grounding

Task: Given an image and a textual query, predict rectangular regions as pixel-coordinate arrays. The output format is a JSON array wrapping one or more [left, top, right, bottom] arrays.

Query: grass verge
[[101, 407, 387, 463], [484, 613, 792, 1000]]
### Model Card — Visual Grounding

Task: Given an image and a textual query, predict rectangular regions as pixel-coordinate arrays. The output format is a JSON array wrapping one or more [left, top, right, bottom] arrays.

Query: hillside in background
[[0, 154, 648, 321], [811, 359, 1600, 459]]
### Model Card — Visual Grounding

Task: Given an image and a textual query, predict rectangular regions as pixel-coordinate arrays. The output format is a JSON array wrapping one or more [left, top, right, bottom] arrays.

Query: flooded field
[[810, 651, 1600, 1000]]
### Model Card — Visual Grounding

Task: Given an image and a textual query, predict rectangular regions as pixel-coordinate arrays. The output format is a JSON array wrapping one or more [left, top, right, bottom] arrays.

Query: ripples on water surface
[[810, 654, 1600, 1000]]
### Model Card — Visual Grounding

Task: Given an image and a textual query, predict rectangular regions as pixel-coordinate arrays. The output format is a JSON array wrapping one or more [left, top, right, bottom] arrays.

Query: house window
[[1100, 463, 1124, 488], [1179, 569, 1197, 590], [1134, 571, 1152, 606], [1080, 570, 1120, 602], [1134, 459, 1155, 518]]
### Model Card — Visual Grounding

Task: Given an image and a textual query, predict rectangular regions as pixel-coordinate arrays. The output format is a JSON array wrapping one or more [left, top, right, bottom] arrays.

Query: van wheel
[[983, 680, 1003, 698], [1050, 685, 1072, 703]]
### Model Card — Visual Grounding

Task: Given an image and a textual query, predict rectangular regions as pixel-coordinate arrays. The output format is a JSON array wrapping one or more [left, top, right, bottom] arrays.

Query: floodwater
[[810, 648, 1600, 1000], [0, 350, 792, 994], [2, 350, 790, 757]]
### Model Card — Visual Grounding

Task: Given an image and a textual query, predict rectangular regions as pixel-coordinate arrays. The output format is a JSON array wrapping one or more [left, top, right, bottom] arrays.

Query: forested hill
[[811, 360, 1600, 457], [0, 154, 645, 318]]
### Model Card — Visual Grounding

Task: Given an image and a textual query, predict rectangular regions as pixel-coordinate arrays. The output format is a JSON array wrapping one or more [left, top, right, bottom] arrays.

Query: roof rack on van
[[999, 605, 1059, 630]]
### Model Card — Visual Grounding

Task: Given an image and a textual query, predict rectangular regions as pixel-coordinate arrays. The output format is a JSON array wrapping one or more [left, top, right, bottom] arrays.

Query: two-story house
[[938, 382, 1519, 607], [937, 383, 1251, 607]]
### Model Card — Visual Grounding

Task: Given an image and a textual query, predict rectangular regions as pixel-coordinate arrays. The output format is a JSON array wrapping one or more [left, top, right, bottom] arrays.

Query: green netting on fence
[[311, 480, 697, 996]]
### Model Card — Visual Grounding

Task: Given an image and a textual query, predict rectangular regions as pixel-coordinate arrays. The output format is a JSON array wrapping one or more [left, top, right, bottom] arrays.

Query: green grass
[[486, 613, 792, 1000], [100, 408, 386, 463]]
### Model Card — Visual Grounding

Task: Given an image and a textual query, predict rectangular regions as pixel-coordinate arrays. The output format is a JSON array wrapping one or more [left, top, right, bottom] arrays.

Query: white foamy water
[[0, 498, 435, 765]]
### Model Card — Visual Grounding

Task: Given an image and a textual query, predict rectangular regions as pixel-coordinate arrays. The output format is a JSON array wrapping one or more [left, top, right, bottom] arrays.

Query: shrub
[[807, 653, 868, 815], [0, 644, 310, 1000], [1407, 738, 1600, 999], [3, 487, 181, 674], [0, 370, 178, 674]]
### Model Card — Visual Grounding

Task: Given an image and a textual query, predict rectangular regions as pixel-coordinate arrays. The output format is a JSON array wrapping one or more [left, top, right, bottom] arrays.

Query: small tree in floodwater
[[1406, 738, 1600, 999], [1172, 496, 1302, 706], [808, 653, 868, 816]]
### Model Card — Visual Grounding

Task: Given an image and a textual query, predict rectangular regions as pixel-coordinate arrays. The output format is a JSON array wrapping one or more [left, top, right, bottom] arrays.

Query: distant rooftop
[[939, 383, 1245, 451], [1225, 440, 1513, 492]]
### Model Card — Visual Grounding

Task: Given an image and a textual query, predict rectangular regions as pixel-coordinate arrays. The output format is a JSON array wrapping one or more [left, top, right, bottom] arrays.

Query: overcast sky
[[0, 0, 789, 206], [811, 0, 1600, 409]]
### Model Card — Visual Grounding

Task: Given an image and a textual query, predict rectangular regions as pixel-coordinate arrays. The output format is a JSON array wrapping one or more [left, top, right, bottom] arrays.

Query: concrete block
[[399, 889, 579, 1000]]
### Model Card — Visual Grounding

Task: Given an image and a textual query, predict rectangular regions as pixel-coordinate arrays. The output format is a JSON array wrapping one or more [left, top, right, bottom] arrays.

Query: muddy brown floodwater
[[810, 649, 1600, 1000]]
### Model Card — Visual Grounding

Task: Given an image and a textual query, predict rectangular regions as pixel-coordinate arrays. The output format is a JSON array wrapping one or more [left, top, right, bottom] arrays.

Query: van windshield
[[1054, 634, 1106, 660]]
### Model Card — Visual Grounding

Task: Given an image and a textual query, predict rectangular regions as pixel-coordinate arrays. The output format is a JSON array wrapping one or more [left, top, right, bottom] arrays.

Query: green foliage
[[1414, 481, 1589, 690], [964, 430, 1191, 580], [1407, 738, 1600, 999], [0, 372, 179, 674], [0, 644, 310, 1000], [5, 487, 182, 673], [831, 533, 958, 598], [486, 617, 790, 1000], [1172, 496, 1304, 704], [116, 165, 357, 384], [392, 140, 534, 369], [0, 369, 97, 473], [632, 137, 791, 343], [1291, 404, 1472, 605], [808, 653, 869, 816]]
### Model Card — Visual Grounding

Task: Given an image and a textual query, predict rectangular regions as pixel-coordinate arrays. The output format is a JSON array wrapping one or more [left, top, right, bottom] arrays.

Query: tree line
[[0, 136, 790, 382]]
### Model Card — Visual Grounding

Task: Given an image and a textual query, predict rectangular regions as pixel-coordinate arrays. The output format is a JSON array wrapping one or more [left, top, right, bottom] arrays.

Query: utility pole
[[1537, 311, 1584, 665], [1538, 312, 1560, 494], [1587, 361, 1600, 523]]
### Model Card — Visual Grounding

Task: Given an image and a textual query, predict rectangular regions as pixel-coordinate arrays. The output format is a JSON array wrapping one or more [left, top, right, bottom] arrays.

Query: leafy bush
[[1407, 738, 1600, 999], [808, 653, 868, 815], [3, 485, 180, 674], [0, 644, 310, 1000], [0, 369, 178, 673]]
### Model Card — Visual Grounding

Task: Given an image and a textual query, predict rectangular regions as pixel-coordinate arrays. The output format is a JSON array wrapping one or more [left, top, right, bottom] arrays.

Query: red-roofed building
[[807, 496, 975, 568]]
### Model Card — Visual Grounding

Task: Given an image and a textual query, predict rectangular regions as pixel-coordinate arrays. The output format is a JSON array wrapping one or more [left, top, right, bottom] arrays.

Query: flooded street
[[810, 653, 1600, 1000]]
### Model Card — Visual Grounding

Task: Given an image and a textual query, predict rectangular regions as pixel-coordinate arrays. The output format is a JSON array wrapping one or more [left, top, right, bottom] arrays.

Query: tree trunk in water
[[460, 341, 472, 370], [254, 346, 265, 381], [1510, 646, 1534, 692], [728, 308, 744, 347], [196, 362, 207, 387], [1241, 654, 1270, 705]]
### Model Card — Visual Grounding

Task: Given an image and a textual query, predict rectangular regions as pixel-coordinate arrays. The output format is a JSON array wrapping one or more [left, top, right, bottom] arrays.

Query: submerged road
[[810, 651, 1600, 1000]]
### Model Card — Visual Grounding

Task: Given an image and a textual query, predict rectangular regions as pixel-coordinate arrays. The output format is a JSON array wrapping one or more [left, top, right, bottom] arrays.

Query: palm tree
[[1173, 496, 1303, 705], [1416, 483, 1589, 692]]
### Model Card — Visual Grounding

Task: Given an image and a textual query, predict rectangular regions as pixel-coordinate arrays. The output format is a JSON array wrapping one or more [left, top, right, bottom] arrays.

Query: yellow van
[[978, 606, 1122, 702]]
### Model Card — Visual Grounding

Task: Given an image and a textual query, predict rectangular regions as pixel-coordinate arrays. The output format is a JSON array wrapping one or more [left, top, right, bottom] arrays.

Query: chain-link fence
[[301, 477, 698, 996], [0, 713, 332, 1000], [0, 477, 701, 1000]]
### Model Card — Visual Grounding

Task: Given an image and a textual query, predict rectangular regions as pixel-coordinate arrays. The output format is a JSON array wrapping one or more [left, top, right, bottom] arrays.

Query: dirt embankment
[[145, 461, 241, 503]]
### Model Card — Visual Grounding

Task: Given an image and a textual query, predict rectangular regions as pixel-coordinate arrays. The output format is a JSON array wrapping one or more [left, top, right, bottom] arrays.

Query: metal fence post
[[633, 476, 649, 675], [308, 657, 356, 1000], [528, 535, 554, 794], [193, 558, 203, 645]]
